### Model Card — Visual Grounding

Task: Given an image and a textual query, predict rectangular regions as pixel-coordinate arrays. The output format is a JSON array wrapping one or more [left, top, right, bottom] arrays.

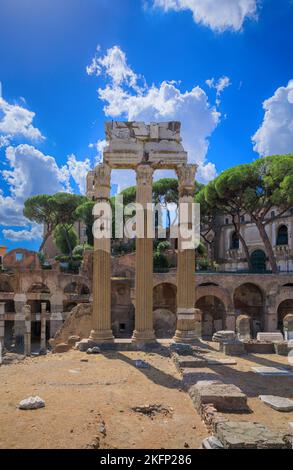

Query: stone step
[[189, 380, 248, 412], [214, 421, 291, 449]]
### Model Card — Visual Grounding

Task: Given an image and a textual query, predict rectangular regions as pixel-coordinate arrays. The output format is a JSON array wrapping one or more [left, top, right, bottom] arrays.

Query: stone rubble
[[18, 396, 45, 410]]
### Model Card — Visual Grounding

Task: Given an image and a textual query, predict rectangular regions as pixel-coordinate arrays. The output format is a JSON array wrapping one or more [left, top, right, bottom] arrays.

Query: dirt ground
[[1, 344, 293, 449], [198, 341, 293, 432], [0, 349, 208, 449]]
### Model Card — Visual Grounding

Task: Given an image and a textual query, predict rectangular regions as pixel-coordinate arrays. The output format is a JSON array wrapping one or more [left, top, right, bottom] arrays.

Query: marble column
[[132, 164, 156, 344], [174, 164, 201, 343], [50, 309, 63, 338], [40, 303, 47, 352], [89, 163, 114, 343], [14, 295, 26, 349], [24, 304, 31, 356], [0, 303, 5, 359]]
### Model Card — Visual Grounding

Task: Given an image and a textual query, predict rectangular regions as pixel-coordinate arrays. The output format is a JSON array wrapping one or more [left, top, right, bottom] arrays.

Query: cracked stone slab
[[204, 356, 237, 366], [252, 366, 293, 377], [172, 354, 208, 369], [215, 421, 291, 449], [189, 381, 248, 412], [259, 395, 293, 412]]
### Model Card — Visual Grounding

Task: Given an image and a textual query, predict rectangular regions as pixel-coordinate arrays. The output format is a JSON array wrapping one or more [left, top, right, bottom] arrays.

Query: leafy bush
[[153, 252, 169, 269]]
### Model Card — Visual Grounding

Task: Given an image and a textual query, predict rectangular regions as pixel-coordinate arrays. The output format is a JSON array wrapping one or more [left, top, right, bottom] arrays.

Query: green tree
[[53, 224, 78, 255], [23, 195, 57, 252], [75, 200, 95, 246], [213, 155, 293, 273]]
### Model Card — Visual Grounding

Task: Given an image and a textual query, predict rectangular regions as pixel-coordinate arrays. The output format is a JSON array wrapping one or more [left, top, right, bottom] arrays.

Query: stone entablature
[[103, 121, 187, 170]]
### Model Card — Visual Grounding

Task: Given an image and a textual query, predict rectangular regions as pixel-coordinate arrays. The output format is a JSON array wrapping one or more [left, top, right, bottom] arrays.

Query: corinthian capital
[[176, 164, 197, 197], [136, 164, 154, 186]]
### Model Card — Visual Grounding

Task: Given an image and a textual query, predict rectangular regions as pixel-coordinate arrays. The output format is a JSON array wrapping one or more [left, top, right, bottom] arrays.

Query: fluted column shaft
[[174, 164, 201, 343], [40, 303, 47, 352], [0, 303, 5, 358], [132, 164, 156, 343], [90, 163, 114, 343]]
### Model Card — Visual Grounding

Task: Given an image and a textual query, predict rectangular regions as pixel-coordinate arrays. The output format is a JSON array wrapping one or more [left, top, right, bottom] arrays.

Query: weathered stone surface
[[53, 304, 92, 347], [172, 354, 207, 369], [204, 356, 237, 365], [252, 366, 293, 377], [274, 341, 289, 356], [53, 343, 70, 353], [236, 315, 251, 341], [214, 421, 291, 449], [223, 341, 246, 356], [68, 335, 81, 347], [244, 341, 275, 354], [259, 395, 293, 412], [212, 331, 237, 343], [189, 381, 248, 412], [202, 436, 224, 449], [169, 343, 194, 356], [257, 332, 284, 342], [18, 396, 45, 410], [76, 338, 99, 352]]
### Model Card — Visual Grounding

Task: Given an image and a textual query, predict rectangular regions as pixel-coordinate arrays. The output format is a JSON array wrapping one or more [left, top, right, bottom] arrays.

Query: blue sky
[[0, 0, 292, 252]]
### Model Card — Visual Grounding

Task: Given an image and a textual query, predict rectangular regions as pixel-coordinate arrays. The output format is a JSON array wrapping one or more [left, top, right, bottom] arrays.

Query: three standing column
[[173, 164, 201, 343], [132, 164, 156, 344], [89, 163, 114, 343]]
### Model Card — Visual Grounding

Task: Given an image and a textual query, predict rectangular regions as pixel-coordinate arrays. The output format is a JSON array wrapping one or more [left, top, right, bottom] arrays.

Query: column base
[[173, 330, 200, 344], [132, 329, 156, 344], [89, 329, 114, 343]]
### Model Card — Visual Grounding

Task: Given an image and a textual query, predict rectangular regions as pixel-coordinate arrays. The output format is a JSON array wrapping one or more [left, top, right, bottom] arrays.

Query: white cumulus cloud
[[151, 0, 259, 32], [0, 145, 90, 242], [252, 80, 293, 156], [0, 97, 44, 146], [2, 223, 43, 242], [88, 45, 224, 186]]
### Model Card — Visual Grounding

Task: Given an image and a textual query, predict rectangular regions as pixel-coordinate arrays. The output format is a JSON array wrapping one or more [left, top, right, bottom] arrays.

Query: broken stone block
[[18, 396, 45, 410], [169, 343, 194, 356], [257, 332, 283, 342], [76, 338, 99, 352], [259, 395, 293, 412], [87, 346, 101, 355], [135, 359, 149, 369], [53, 343, 70, 353], [244, 341, 275, 354], [212, 331, 237, 343], [202, 436, 224, 449], [172, 354, 207, 369], [223, 341, 246, 356], [189, 381, 248, 412], [214, 421, 291, 449], [68, 335, 81, 347], [236, 315, 251, 341], [252, 366, 293, 377], [273, 341, 289, 356]]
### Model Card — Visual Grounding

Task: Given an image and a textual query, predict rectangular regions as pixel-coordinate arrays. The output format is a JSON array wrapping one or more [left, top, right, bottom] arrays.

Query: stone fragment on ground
[[169, 343, 194, 356], [214, 421, 291, 449], [223, 341, 246, 356], [53, 343, 70, 353], [172, 354, 207, 369], [189, 380, 248, 412], [87, 346, 101, 355], [18, 396, 45, 410], [252, 366, 293, 377], [212, 331, 237, 343], [202, 436, 224, 449], [259, 395, 293, 412], [135, 359, 149, 369]]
